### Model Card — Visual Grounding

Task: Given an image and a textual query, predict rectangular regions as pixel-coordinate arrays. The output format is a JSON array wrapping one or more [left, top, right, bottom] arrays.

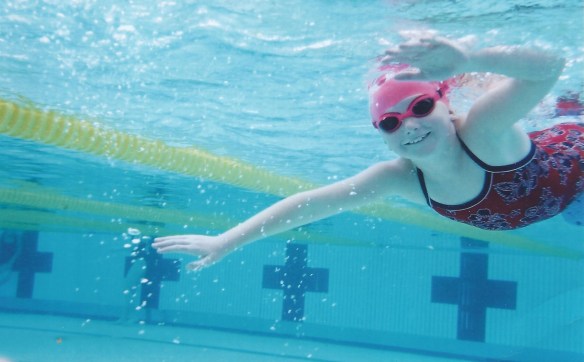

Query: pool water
[[0, 0, 583, 361]]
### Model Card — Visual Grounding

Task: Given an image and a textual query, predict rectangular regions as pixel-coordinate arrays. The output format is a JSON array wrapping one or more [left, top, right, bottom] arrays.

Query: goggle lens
[[411, 98, 435, 115], [379, 116, 400, 132], [375, 96, 437, 133]]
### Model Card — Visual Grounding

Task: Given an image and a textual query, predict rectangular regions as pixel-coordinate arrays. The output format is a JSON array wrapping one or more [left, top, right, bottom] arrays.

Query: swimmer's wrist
[[217, 233, 236, 249], [217, 230, 251, 251]]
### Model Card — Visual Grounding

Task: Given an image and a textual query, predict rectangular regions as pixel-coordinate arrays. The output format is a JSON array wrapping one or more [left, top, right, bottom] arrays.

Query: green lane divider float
[[0, 186, 370, 247], [0, 99, 581, 259]]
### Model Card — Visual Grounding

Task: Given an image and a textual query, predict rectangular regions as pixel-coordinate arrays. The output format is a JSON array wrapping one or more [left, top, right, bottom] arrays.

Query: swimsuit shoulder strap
[[415, 168, 431, 207], [416, 133, 486, 208], [456, 133, 491, 170], [415, 133, 476, 206], [456, 133, 537, 172]]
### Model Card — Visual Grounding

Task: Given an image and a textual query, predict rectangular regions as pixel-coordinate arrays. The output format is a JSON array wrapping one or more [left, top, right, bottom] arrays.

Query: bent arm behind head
[[462, 45, 565, 131], [456, 44, 565, 164]]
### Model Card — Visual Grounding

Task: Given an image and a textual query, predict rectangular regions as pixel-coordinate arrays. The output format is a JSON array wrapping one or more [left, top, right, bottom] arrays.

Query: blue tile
[[124, 240, 180, 309], [262, 244, 329, 322], [10, 231, 53, 299], [431, 237, 517, 342]]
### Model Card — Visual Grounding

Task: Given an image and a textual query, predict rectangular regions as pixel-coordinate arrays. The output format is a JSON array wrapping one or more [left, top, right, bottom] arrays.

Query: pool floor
[[0, 312, 465, 362]]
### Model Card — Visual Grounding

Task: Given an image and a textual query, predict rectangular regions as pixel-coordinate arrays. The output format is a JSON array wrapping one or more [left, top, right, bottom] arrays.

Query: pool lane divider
[[0, 99, 581, 259], [0, 185, 381, 248], [0, 99, 312, 196]]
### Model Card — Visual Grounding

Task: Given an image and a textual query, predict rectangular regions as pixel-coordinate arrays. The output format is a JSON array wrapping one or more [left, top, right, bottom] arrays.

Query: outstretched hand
[[383, 31, 473, 81], [152, 235, 229, 271]]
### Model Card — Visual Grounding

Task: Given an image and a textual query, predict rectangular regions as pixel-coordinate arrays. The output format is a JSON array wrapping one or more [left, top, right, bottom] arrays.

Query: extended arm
[[153, 160, 406, 270]]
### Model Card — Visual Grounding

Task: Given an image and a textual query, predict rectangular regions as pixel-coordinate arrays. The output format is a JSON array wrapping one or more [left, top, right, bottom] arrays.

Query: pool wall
[[1, 214, 583, 361]]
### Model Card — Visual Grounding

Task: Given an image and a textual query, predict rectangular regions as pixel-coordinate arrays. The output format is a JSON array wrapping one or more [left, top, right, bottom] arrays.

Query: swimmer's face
[[378, 93, 453, 157]]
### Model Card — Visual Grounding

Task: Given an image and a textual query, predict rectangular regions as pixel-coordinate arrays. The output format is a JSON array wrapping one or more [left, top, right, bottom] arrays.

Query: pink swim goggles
[[373, 91, 443, 133]]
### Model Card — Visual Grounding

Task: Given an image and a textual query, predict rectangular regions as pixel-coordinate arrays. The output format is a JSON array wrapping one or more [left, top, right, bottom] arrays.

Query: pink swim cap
[[369, 76, 446, 124]]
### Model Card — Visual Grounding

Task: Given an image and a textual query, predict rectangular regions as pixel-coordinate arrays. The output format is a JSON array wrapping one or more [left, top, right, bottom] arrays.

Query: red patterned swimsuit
[[417, 123, 584, 230]]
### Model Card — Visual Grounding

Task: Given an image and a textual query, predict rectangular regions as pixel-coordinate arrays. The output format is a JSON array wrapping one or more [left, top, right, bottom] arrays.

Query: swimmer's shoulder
[[366, 158, 426, 204]]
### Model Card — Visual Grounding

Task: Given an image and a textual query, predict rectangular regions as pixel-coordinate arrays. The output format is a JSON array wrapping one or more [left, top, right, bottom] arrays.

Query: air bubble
[[127, 228, 141, 236]]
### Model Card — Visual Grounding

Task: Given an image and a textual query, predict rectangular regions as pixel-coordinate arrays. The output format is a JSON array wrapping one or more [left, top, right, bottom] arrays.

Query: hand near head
[[383, 31, 474, 81], [152, 235, 229, 271]]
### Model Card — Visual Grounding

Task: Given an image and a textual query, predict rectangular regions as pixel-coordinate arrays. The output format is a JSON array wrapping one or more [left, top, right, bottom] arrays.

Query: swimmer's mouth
[[403, 132, 430, 145]]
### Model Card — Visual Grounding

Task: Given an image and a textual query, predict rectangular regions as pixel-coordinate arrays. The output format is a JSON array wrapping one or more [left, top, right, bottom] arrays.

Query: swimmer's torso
[[417, 123, 584, 230]]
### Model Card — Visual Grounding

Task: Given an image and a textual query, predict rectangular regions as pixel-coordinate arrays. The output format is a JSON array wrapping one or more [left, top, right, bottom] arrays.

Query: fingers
[[393, 70, 424, 81], [396, 32, 438, 49], [384, 44, 431, 64], [153, 243, 193, 253], [152, 240, 189, 252], [151, 236, 206, 254], [456, 35, 477, 49], [383, 30, 445, 63], [152, 235, 199, 248], [153, 239, 213, 271], [398, 29, 438, 42], [153, 235, 190, 244], [151, 235, 222, 271], [152, 238, 188, 248], [187, 256, 214, 271], [187, 260, 204, 271]]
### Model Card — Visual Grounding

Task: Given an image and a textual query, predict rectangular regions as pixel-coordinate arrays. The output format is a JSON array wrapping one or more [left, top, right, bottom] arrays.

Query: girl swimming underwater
[[153, 33, 583, 270]]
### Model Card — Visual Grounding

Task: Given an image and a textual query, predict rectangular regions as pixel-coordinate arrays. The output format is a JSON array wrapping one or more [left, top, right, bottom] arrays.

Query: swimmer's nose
[[403, 118, 420, 133]]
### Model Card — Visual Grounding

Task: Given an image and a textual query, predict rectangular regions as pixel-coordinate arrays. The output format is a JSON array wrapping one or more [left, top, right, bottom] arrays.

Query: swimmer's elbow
[[535, 47, 566, 82], [548, 55, 566, 80]]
